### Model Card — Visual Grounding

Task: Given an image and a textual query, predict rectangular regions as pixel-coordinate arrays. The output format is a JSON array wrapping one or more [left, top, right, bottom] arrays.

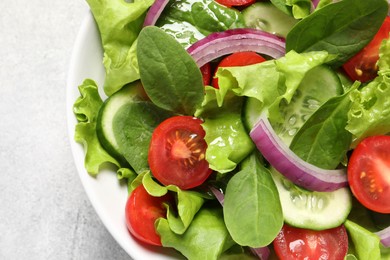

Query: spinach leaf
[[137, 26, 204, 115], [113, 101, 174, 173], [286, 0, 388, 67], [289, 90, 353, 169], [223, 153, 283, 247], [157, 0, 245, 48]]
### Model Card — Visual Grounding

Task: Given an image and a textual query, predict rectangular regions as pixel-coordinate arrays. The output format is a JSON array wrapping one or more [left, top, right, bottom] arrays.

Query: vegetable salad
[[72, 0, 390, 259]]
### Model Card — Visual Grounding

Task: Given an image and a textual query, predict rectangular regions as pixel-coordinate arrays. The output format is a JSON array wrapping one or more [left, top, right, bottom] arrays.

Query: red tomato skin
[[215, 0, 255, 7], [343, 16, 390, 82], [212, 52, 266, 89], [347, 135, 390, 214], [148, 116, 212, 190], [125, 185, 172, 246], [200, 63, 212, 86], [273, 224, 348, 260]]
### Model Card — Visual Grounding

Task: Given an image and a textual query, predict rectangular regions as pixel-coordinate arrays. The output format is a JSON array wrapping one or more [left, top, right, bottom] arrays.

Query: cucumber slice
[[244, 65, 343, 145], [96, 81, 146, 164], [271, 169, 352, 230], [242, 2, 298, 38]]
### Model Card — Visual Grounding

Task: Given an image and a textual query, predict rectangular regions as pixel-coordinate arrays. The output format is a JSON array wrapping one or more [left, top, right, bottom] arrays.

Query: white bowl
[[66, 11, 183, 260]]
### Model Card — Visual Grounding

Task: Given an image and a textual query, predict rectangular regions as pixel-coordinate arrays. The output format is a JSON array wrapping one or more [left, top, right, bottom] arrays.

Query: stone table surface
[[0, 1, 131, 259]]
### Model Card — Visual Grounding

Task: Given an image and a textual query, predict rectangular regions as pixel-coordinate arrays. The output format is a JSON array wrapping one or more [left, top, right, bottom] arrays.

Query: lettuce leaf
[[73, 79, 119, 175], [157, 206, 235, 259], [141, 172, 205, 235], [86, 0, 154, 96], [346, 38, 390, 145], [195, 89, 254, 173], [345, 220, 382, 259], [215, 50, 334, 123]]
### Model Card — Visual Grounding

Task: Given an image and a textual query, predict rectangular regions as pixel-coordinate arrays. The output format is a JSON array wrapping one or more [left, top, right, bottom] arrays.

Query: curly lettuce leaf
[[86, 0, 154, 96], [157, 206, 235, 260], [270, 0, 312, 19], [73, 79, 119, 175], [216, 50, 334, 123], [346, 38, 390, 145]]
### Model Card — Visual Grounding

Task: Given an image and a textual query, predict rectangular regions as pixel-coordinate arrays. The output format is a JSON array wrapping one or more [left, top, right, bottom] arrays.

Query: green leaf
[[142, 172, 205, 235], [345, 220, 382, 260], [197, 89, 255, 173], [157, 206, 236, 259], [157, 0, 245, 48], [286, 0, 388, 67], [223, 153, 283, 247], [137, 26, 204, 115], [289, 91, 354, 169], [73, 79, 119, 174], [86, 0, 154, 95], [113, 101, 173, 173], [346, 39, 390, 146]]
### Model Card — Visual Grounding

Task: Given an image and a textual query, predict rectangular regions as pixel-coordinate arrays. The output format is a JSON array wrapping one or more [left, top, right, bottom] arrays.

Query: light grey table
[[0, 1, 130, 259]]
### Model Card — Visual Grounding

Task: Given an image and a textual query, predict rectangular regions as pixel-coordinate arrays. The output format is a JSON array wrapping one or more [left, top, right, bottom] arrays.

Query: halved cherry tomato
[[214, 0, 255, 8], [347, 135, 390, 213], [273, 224, 348, 260], [200, 63, 212, 86], [343, 16, 390, 82], [148, 116, 212, 190], [212, 51, 266, 89], [125, 185, 173, 246]]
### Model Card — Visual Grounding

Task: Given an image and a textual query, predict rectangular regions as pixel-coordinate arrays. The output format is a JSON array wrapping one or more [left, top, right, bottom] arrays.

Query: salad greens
[[73, 0, 390, 259]]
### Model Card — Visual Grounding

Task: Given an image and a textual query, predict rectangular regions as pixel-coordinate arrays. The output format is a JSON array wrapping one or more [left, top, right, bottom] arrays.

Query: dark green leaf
[[286, 0, 388, 66], [289, 92, 353, 169], [137, 26, 204, 115], [223, 153, 283, 247]]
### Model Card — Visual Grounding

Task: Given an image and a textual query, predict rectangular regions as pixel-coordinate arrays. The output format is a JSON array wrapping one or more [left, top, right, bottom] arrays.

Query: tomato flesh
[[214, 0, 255, 7], [148, 116, 212, 190], [348, 135, 390, 213], [343, 16, 390, 82], [125, 185, 172, 246], [212, 51, 266, 89], [273, 224, 348, 260]]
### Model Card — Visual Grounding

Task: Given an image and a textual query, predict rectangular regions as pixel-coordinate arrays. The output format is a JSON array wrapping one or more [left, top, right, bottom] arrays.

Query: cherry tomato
[[125, 185, 173, 246], [212, 51, 266, 89], [273, 224, 348, 260], [214, 0, 255, 8], [343, 16, 390, 82], [200, 63, 212, 86], [148, 116, 212, 190], [347, 135, 390, 213]]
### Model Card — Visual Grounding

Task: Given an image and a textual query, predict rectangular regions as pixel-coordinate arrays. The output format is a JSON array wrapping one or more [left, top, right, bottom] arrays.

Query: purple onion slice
[[187, 28, 286, 67], [376, 226, 390, 247], [249, 113, 348, 192], [143, 0, 169, 27]]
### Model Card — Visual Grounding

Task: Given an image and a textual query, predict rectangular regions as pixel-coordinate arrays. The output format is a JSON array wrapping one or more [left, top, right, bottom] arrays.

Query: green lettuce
[[346, 38, 390, 146], [140, 172, 205, 235], [195, 90, 254, 173], [270, 0, 312, 19], [86, 0, 154, 96], [215, 50, 334, 123], [157, 206, 235, 259], [73, 79, 119, 174]]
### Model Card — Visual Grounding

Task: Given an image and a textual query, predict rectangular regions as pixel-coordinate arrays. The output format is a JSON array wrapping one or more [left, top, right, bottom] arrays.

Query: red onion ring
[[376, 226, 390, 247], [249, 113, 348, 192], [143, 0, 169, 27], [187, 28, 286, 67]]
